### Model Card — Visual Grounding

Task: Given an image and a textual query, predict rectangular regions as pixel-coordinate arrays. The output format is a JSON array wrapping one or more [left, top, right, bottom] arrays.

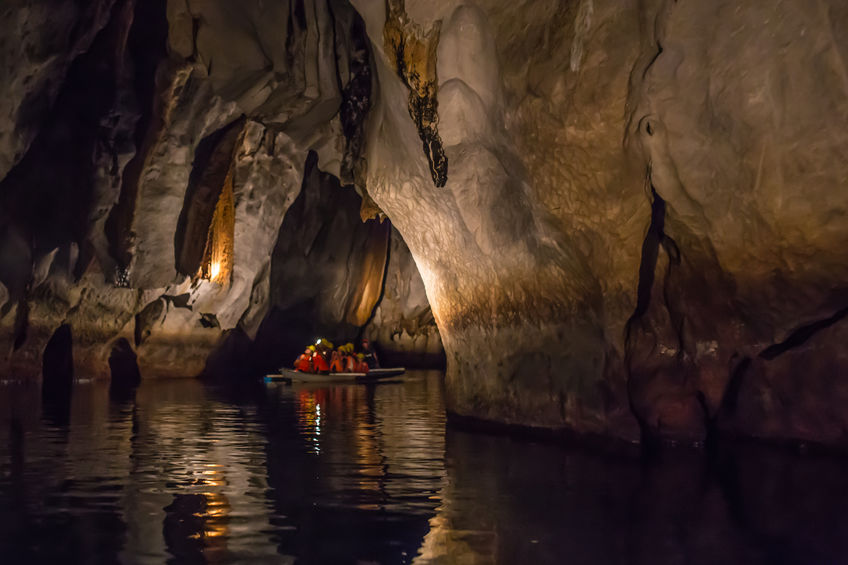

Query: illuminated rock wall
[[252, 154, 392, 370], [351, 0, 848, 447], [0, 0, 421, 380], [3, 0, 848, 449], [353, 0, 643, 441], [364, 225, 445, 368]]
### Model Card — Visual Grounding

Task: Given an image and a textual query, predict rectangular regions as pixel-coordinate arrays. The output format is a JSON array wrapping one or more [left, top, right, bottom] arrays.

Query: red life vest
[[330, 356, 345, 373], [312, 353, 330, 373], [295, 354, 312, 372]]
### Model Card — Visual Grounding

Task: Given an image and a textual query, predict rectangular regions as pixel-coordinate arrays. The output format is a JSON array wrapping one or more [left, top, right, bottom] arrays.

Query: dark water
[[1, 372, 848, 564]]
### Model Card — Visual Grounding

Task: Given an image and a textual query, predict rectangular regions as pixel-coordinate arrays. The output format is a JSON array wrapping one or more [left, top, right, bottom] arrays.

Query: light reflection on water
[[0, 372, 446, 564], [2, 371, 848, 564]]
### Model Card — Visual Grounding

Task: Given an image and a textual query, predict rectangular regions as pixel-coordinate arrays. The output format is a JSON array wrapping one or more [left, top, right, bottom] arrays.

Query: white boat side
[[267, 367, 406, 383]]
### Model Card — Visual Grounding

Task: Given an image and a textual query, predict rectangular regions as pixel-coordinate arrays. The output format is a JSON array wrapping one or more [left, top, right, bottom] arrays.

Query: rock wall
[[0, 0, 117, 181], [245, 152, 391, 374], [214, 154, 444, 376], [351, 0, 848, 448], [0, 0, 399, 379], [626, 0, 848, 447], [3, 0, 847, 450], [365, 224, 445, 368], [353, 0, 644, 441]]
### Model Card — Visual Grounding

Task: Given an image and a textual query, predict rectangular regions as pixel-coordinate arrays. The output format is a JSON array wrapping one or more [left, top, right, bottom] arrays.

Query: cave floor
[[0, 372, 846, 564]]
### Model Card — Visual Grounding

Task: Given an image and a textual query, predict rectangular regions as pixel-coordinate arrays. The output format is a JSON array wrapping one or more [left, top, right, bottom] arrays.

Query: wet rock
[[353, 0, 643, 441], [622, 0, 848, 446], [3, 0, 848, 450], [350, 0, 848, 448], [365, 225, 444, 368], [718, 313, 848, 446], [383, 0, 448, 187], [41, 323, 73, 406], [0, 0, 382, 380], [0, 0, 117, 180], [244, 153, 392, 373], [108, 336, 141, 398]]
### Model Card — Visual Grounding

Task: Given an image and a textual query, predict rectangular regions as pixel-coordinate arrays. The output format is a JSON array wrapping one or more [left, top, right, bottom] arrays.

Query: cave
[[2, 0, 848, 563]]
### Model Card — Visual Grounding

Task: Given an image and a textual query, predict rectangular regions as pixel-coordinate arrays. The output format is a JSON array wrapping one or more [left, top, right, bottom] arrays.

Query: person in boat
[[312, 349, 330, 374], [360, 338, 379, 369], [343, 350, 355, 372], [329, 349, 345, 373], [355, 353, 370, 374], [294, 347, 313, 372], [338, 342, 354, 372]]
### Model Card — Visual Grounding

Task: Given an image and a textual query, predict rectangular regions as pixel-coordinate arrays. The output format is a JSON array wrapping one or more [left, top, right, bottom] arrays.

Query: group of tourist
[[293, 338, 379, 374]]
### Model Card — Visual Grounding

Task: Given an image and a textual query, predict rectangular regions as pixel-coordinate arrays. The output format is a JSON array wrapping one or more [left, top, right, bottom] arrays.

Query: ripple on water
[[2, 372, 848, 564]]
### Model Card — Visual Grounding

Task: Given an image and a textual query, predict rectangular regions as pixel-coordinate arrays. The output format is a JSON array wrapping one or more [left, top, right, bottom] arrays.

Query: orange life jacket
[[295, 354, 312, 372], [329, 356, 345, 373], [312, 353, 330, 373], [356, 360, 369, 373], [344, 355, 356, 372]]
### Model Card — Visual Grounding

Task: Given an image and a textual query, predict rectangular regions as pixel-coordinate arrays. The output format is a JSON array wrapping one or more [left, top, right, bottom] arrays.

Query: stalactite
[[383, 0, 448, 187]]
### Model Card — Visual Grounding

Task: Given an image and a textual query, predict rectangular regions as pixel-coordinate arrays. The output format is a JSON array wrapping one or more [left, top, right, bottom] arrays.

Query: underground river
[[1, 371, 847, 564]]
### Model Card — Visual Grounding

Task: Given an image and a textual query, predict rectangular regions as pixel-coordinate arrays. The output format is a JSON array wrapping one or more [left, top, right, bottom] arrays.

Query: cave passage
[[2, 0, 848, 562], [217, 151, 443, 378]]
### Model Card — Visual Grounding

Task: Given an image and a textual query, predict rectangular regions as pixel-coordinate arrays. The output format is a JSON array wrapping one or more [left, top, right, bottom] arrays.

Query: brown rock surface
[[365, 225, 444, 368], [2, 0, 848, 449], [350, 0, 848, 447], [0, 0, 117, 180], [354, 0, 644, 440], [0, 0, 404, 381]]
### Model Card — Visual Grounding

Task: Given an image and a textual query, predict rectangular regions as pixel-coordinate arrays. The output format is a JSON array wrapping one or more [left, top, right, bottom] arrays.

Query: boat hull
[[266, 367, 405, 383]]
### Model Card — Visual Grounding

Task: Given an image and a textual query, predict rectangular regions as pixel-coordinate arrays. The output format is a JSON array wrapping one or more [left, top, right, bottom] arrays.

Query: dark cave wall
[[247, 152, 392, 374], [270, 153, 390, 335], [0, 0, 118, 182]]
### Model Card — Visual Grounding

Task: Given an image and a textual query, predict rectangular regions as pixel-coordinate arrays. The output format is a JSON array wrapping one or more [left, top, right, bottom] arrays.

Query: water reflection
[[260, 380, 445, 563], [415, 431, 848, 565], [1, 373, 848, 564]]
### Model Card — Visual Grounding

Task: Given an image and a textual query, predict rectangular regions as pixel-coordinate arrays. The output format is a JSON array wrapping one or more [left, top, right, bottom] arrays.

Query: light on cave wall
[[345, 219, 391, 326], [200, 167, 235, 285]]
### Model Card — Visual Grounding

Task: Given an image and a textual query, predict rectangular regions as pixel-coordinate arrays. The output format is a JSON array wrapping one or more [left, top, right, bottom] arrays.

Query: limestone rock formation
[[383, 0, 448, 188], [353, 0, 645, 441], [350, 0, 848, 448], [365, 224, 444, 368], [0, 0, 435, 381], [206, 153, 443, 377], [623, 0, 848, 447], [0, 0, 117, 181], [2, 0, 848, 450]]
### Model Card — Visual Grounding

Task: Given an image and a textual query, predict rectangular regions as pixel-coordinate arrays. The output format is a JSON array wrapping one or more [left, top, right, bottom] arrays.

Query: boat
[[265, 367, 406, 384]]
